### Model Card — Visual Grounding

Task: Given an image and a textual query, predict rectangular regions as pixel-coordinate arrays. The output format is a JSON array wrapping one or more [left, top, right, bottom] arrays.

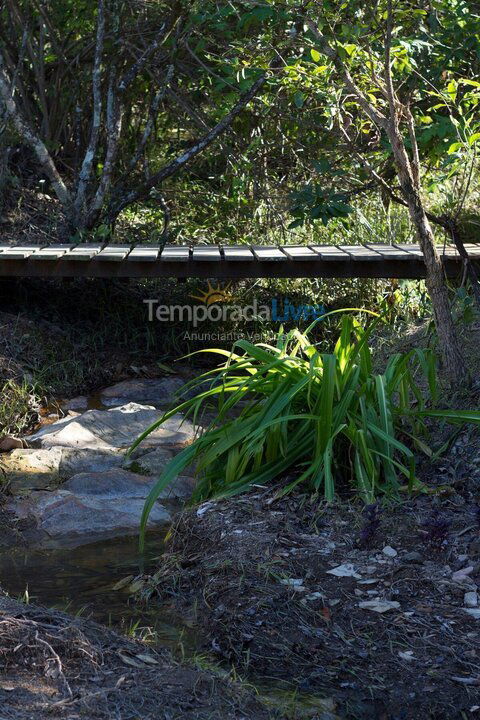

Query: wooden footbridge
[[0, 242, 478, 279]]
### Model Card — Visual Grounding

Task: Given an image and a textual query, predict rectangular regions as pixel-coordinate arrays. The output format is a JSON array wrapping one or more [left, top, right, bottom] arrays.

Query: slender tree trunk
[[390, 135, 467, 383], [449, 220, 480, 311]]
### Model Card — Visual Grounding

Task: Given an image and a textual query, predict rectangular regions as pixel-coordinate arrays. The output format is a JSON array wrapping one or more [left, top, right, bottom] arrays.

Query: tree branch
[[128, 64, 174, 173], [405, 104, 421, 190], [306, 19, 388, 132], [0, 52, 72, 209], [74, 0, 105, 221], [107, 65, 275, 222]]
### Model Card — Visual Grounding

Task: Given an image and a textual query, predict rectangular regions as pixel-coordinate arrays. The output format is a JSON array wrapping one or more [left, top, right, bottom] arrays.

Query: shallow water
[[0, 532, 197, 652]]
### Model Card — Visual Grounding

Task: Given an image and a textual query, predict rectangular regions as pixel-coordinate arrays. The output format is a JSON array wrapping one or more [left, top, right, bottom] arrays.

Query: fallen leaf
[[451, 676, 480, 685], [322, 607, 331, 622], [111, 575, 134, 591], [452, 566, 474, 582], [359, 600, 400, 613], [398, 650, 415, 661], [135, 654, 159, 665], [326, 563, 361, 579], [118, 652, 150, 669], [279, 578, 305, 587]]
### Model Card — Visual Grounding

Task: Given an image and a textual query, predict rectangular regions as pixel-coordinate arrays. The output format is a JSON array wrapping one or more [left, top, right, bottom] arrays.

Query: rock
[[9, 490, 170, 543], [0, 448, 64, 491], [403, 551, 423, 564], [100, 378, 184, 408], [6, 463, 196, 545], [358, 600, 400, 613], [464, 609, 480, 619], [63, 468, 194, 501], [383, 545, 398, 558], [63, 469, 156, 498], [29, 403, 197, 451], [464, 591, 478, 608], [326, 563, 361, 579], [61, 396, 88, 411], [58, 447, 124, 475], [0, 436, 24, 452], [122, 447, 174, 474], [0, 447, 123, 491]]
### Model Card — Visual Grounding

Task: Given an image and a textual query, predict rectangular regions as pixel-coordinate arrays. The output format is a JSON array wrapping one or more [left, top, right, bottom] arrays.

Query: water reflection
[[0, 533, 196, 651]]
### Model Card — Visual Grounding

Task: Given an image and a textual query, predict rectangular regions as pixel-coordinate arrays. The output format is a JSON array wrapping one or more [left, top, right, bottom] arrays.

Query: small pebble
[[464, 591, 478, 608], [383, 545, 398, 558]]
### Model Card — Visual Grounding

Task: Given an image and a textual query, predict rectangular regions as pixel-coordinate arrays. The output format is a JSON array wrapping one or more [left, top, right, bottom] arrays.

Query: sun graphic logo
[[190, 281, 233, 306]]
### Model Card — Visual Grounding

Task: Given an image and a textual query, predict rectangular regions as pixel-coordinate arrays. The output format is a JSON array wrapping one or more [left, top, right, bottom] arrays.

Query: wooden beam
[[0, 243, 475, 281]]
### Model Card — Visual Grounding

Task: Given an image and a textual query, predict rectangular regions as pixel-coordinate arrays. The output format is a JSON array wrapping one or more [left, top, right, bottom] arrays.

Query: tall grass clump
[[131, 312, 480, 545], [0, 380, 39, 436]]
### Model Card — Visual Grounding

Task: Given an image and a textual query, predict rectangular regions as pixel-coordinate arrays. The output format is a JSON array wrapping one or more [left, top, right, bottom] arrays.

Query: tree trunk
[[449, 220, 480, 312], [390, 136, 467, 384]]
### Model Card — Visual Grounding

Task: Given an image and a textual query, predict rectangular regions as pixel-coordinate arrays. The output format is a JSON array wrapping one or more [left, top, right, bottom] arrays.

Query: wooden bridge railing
[[0, 242, 478, 279]]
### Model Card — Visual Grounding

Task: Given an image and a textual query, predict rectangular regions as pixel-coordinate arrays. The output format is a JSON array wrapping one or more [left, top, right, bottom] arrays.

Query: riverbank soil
[[0, 593, 275, 720], [137, 478, 480, 720]]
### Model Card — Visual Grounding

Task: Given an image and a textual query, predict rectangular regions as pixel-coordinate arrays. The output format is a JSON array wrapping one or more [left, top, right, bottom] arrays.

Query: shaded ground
[[135, 471, 480, 719], [0, 592, 276, 720]]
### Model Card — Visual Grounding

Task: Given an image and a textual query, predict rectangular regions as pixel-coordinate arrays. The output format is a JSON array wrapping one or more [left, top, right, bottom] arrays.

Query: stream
[[0, 532, 198, 653]]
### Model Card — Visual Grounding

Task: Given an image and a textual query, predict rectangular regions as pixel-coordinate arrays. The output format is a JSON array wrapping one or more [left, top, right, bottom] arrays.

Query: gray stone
[[61, 396, 89, 411], [63, 468, 154, 499], [464, 591, 478, 608], [64, 468, 194, 501], [464, 608, 480, 619], [28, 403, 197, 451], [7, 462, 197, 544], [122, 447, 174, 475], [10, 490, 170, 541], [58, 447, 124, 475], [382, 545, 398, 558], [100, 378, 184, 408]]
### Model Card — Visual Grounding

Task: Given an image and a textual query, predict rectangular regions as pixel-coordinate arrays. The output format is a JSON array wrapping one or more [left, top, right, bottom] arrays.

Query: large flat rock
[[62, 468, 194, 501], [6, 465, 197, 545], [100, 378, 185, 408], [28, 403, 198, 451], [0, 446, 123, 491], [10, 490, 171, 542]]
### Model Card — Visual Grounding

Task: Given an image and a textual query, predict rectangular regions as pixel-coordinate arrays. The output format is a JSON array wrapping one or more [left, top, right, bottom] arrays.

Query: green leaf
[[294, 91, 305, 108]]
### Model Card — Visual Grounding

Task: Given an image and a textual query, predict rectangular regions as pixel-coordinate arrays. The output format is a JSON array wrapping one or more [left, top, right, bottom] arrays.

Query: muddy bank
[[134, 488, 480, 719], [0, 592, 276, 720]]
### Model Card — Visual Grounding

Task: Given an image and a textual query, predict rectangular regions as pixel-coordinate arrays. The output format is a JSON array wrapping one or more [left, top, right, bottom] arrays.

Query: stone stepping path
[[1, 380, 199, 547]]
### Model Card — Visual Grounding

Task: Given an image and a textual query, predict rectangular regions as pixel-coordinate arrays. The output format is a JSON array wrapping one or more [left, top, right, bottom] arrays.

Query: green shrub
[[131, 312, 480, 546], [0, 380, 39, 436]]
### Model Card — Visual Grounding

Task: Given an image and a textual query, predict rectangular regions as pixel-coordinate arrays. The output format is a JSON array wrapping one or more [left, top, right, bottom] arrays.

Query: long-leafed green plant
[[130, 312, 480, 547]]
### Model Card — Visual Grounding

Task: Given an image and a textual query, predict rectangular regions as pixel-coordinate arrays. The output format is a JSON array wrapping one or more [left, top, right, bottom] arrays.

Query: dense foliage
[[131, 313, 480, 546], [1, 0, 478, 242]]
